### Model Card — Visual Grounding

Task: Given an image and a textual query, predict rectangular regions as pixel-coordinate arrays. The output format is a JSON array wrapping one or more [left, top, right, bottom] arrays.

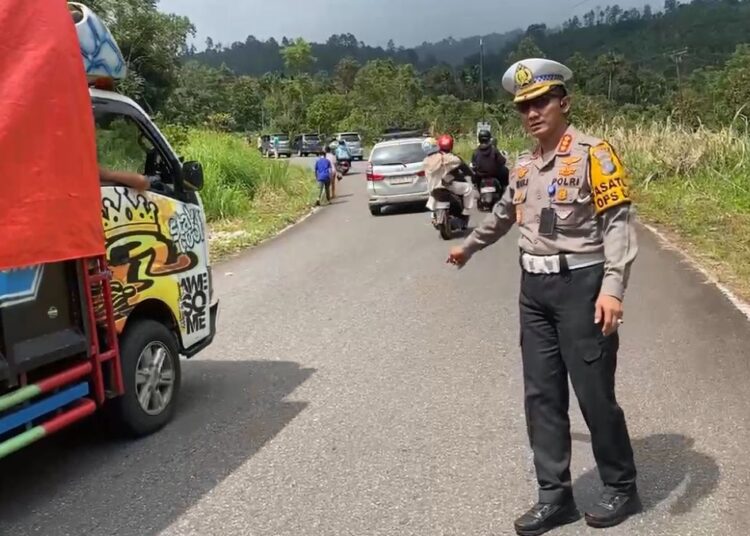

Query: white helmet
[[422, 137, 439, 155]]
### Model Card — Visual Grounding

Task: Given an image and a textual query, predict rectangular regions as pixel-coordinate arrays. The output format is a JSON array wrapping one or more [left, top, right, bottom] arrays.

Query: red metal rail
[[80, 256, 123, 404]]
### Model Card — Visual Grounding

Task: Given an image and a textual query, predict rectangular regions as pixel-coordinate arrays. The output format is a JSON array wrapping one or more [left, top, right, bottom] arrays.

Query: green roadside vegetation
[[166, 128, 316, 262]]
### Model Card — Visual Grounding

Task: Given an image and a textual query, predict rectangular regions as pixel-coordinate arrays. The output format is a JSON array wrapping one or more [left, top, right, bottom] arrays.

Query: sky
[[159, 0, 657, 50]]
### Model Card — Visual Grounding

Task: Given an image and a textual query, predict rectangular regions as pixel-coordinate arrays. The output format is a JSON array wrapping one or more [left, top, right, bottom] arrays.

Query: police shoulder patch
[[588, 142, 631, 215]]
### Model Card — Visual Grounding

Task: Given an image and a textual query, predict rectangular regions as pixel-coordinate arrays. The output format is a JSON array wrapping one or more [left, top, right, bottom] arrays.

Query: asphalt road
[[1, 157, 749, 536]]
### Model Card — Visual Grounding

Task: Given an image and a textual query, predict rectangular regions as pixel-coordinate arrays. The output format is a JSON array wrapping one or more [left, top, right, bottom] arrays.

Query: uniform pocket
[[552, 187, 584, 227], [574, 335, 604, 363]]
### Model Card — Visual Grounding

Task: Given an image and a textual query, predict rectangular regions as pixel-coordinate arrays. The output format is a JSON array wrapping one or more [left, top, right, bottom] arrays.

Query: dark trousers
[[317, 179, 331, 203], [519, 263, 636, 504]]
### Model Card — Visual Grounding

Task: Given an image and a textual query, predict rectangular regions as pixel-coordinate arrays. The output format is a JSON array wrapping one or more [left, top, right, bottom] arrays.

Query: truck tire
[[111, 319, 181, 437]]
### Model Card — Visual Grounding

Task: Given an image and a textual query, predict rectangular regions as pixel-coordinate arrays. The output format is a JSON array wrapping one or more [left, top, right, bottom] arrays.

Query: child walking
[[314, 150, 333, 206]]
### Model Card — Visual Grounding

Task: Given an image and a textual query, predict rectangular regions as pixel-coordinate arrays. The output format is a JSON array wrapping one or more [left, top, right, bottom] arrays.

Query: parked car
[[333, 132, 364, 160], [366, 137, 429, 216], [262, 133, 292, 158], [258, 134, 270, 154], [293, 133, 323, 157], [379, 127, 428, 142]]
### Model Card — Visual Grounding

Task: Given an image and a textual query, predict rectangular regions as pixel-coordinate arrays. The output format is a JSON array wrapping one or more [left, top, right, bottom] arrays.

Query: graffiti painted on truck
[[179, 272, 208, 335], [169, 205, 205, 254], [101, 187, 208, 342]]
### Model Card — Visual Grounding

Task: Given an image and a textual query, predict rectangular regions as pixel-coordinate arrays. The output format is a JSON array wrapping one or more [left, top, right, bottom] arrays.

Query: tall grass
[[167, 128, 316, 261], [178, 129, 312, 222]]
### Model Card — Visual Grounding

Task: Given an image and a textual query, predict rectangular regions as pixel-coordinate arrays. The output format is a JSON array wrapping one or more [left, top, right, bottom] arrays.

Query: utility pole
[[670, 48, 688, 94], [479, 36, 486, 123]]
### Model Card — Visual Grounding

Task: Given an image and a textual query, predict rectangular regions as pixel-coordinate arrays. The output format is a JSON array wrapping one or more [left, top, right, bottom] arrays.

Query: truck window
[[95, 110, 175, 191]]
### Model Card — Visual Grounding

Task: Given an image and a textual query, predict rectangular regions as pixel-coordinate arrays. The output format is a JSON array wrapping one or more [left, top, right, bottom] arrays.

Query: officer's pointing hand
[[595, 294, 623, 336], [447, 246, 468, 268]]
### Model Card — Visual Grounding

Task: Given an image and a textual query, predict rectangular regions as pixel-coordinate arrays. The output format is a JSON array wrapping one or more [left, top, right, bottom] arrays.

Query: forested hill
[[193, 0, 750, 86], [475, 0, 750, 81], [191, 29, 524, 76], [192, 33, 426, 75], [412, 30, 522, 66]]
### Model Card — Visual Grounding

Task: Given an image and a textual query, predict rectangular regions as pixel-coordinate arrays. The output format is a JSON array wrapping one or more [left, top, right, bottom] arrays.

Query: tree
[[85, 0, 195, 111], [507, 36, 545, 65], [583, 10, 596, 27], [664, 0, 678, 13], [564, 16, 582, 30], [424, 65, 458, 97], [334, 57, 360, 93], [160, 61, 234, 126], [643, 4, 653, 19], [281, 38, 315, 73], [229, 76, 264, 131], [606, 5, 623, 24], [306, 93, 351, 133], [715, 44, 750, 123]]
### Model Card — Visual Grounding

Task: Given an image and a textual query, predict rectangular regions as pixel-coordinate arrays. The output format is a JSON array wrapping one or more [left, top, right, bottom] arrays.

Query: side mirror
[[182, 160, 204, 191]]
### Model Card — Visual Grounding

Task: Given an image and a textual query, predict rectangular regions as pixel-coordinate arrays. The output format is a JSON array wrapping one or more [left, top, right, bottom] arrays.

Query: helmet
[[478, 129, 491, 144], [422, 137, 439, 155], [437, 134, 454, 153]]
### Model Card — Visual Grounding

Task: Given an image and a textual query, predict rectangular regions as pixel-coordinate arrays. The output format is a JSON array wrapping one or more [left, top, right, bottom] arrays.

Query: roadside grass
[[174, 129, 316, 262], [457, 121, 750, 301]]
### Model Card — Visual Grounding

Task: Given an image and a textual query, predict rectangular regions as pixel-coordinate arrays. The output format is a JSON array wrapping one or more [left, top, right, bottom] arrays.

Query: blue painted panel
[[0, 265, 43, 308]]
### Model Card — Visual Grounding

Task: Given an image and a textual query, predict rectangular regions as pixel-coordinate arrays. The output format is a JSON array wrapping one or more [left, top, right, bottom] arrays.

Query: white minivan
[[365, 137, 429, 216]]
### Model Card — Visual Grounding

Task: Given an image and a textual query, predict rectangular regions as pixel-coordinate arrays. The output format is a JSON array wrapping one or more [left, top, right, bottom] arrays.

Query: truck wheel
[[369, 205, 382, 216], [111, 319, 181, 437]]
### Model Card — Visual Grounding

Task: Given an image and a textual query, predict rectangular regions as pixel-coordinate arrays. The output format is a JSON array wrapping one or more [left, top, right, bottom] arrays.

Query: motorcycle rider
[[335, 139, 352, 166], [471, 129, 509, 196], [423, 134, 476, 228]]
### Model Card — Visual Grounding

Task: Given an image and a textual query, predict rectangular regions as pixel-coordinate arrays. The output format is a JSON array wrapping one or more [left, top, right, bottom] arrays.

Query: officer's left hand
[[595, 294, 623, 336]]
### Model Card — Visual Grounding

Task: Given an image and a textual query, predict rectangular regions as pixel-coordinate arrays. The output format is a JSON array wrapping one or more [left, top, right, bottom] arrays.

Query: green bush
[[178, 129, 310, 221]]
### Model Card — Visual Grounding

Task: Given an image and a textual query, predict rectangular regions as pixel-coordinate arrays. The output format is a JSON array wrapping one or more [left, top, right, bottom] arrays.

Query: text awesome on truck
[[0, 2, 218, 459]]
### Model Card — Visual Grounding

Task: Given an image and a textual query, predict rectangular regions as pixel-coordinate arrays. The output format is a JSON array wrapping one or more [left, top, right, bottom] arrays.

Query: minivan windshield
[[370, 142, 425, 166]]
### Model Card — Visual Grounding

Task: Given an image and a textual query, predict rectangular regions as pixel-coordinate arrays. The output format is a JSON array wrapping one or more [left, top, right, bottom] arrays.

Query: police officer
[[447, 58, 641, 535]]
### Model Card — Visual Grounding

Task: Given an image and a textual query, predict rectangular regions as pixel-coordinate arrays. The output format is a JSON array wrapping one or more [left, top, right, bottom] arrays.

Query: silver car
[[335, 132, 364, 160], [366, 137, 429, 216], [265, 133, 292, 158]]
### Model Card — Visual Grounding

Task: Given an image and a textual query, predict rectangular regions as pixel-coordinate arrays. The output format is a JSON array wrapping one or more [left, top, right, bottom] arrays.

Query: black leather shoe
[[584, 489, 642, 528], [514, 499, 581, 536]]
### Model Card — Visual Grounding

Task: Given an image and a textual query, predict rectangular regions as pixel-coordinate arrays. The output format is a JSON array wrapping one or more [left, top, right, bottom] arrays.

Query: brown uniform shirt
[[462, 125, 638, 300]]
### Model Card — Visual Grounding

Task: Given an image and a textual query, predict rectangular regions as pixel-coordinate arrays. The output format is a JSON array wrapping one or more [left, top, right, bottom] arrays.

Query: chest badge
[[517, 166, 529, 179], [557, 134, 573, 154], [559, 166, 577, 177], [557, 188, 568, 201]]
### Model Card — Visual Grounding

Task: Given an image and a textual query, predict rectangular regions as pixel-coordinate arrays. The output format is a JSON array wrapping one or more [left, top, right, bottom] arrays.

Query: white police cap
[[502, 58, 573, 103]]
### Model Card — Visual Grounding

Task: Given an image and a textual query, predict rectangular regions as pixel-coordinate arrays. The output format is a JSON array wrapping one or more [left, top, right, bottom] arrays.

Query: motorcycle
[[477, 176, 503, 212], [469, 163, 502, 212], [430, 183, 470, 240], [336, 159, 351, 176]]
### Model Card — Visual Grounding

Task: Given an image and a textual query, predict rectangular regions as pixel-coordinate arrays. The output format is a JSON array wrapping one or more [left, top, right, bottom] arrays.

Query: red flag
[[0, 0, 104, 270]]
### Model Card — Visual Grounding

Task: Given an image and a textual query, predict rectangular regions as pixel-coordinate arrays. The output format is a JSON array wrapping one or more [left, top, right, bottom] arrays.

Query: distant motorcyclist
[[423, 134, 476, 226], [335, 139, 352, 163], [471, 129, 509, 194]]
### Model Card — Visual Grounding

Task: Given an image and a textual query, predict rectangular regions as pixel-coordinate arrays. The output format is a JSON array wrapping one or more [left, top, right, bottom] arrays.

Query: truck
[[0, 2, 217, 458]]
